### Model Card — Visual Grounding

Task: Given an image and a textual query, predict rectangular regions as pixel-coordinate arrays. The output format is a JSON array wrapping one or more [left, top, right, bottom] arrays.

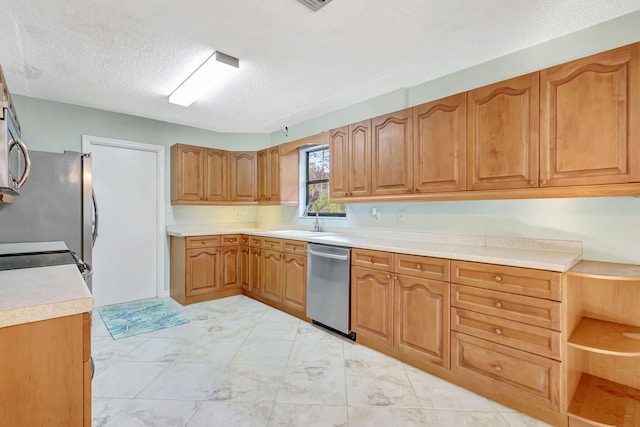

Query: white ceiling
[[1, 0, 640, 134]]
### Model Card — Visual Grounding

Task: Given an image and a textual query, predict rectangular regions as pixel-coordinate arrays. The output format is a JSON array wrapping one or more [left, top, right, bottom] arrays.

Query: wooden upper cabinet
[[413, 93, 467, 193], [329, 127, 349, 199], [268, 146, 281, 201], [467, 73, 539, 190], [203, 148, 229, 201], [257, 149, 269, 202], [257, 146, 298, 205], [372, 109, 413, 196], [540, 43, 640, 187], [230, 151, 257, 203], [171, 144, 204, 202], [348, 119, 372, 197]]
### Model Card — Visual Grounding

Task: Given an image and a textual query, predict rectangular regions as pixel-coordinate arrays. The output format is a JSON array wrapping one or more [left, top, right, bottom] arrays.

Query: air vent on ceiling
[[297, 0, 333, 12]]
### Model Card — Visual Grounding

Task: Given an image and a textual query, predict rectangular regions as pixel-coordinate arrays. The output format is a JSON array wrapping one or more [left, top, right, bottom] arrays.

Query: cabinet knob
[[386, 274, 391, 279], [494, 275, 502, 282], [495, 302, 502, 309], [540, 179, 548, 186], [494, 365, 502, 373], [416, 264, 422, 270], [528, 180, 535, 186], [495, 328, 502, 335], [368, 257, 373, 263], [415, 188, 420, 193]]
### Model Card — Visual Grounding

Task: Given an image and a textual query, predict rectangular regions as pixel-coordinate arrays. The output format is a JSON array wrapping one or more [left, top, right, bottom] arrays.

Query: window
[[304, 146, 346, 217]]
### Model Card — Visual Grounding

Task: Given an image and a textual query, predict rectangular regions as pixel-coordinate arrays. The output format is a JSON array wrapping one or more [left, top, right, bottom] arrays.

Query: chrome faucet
[[304, 201, 322, 232]]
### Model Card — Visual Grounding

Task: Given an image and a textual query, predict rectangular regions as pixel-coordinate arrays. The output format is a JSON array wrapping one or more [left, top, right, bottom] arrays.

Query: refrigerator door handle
[[92, 188, 99, 247]]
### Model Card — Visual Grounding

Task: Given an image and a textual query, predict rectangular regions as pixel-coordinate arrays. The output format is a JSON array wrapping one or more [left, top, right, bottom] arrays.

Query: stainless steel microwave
[[0, 105, 30, 196]]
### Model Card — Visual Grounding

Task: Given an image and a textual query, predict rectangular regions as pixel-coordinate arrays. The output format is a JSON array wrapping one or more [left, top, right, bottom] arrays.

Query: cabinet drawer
[[250, 236, 262, 247], [452, 332, 561, 410], [394, 253, 449, 281], [186, 236, 220, 248], [240, 235, 250, 245], [221, 234, 242, 246], [282, 239, 307, 254], [452, 261, 561, 301], [261, 238, 283, 251], [451, 308, 561, 360], [352, 248, 394, 271], [451, 284, 561, 330]]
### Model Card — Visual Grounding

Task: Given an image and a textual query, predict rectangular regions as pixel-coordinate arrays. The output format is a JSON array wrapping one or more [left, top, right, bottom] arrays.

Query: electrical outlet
[[167, 205, 173, 213], [397, 210, 404, 223], [372, 207, 380, 222]]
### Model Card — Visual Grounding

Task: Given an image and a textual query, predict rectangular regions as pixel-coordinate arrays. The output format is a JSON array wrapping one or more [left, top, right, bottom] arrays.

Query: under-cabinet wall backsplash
[[256, 197, 640, 265]]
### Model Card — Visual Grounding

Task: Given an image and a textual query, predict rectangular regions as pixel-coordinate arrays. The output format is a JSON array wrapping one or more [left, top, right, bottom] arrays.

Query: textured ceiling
[[1, 0, 639, 133]]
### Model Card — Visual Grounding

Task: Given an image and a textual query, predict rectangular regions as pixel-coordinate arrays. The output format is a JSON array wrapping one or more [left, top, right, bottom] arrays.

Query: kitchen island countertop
[[167, 225, 582, 272], [0, 264, 94, 328]]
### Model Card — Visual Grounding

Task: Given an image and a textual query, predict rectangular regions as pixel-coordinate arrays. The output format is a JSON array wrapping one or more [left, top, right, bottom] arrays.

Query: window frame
[[303, 145, 346, 218]]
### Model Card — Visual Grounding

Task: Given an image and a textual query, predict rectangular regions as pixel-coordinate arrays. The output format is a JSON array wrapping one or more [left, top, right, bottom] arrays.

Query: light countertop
[[0, 264, 94, 328], [167, 225, 582, 272]]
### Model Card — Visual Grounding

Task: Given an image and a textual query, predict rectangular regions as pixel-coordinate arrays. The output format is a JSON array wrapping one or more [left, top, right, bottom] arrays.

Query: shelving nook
[[565, 261, 640, 427]]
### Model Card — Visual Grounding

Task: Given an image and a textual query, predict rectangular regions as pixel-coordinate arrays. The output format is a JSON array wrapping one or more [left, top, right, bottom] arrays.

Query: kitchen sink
[[263, 230, 337, 238]]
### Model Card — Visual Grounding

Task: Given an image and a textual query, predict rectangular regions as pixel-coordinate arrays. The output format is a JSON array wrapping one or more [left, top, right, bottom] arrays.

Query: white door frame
[[81, 134, 166, 298]]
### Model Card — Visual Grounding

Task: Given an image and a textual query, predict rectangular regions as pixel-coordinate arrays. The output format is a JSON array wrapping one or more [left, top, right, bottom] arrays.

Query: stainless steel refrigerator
[[0, 150, 97, 289]]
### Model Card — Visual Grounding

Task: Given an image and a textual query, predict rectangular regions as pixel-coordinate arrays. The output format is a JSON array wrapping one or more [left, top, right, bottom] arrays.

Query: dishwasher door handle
[[307, 249, 349, 261]]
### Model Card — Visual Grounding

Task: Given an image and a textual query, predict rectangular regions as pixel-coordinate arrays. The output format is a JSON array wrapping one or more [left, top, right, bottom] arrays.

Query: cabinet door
[[257, 149, 270, 202], [230, 151, 258, 202], [268, 146, 281, 202], [394, 275, 450, 368], [282, 253, 306, 314], [0, 314, 85, 426], [261, 249, 282, 302], [250, 247, 262, 294], [186, 247, 220, 296], [413, 93, 467, 193], [203, 148, 229, 201], [348, 119, 372, 197], [468, 73, 539, 190], [372, 109, 413, 196], [240, 246, 251, 291], [351, 266, 393, 348], [540, 44, 640, 187], [329, 126, 349, 198], [221, 246, 241, 290], [172, 144, 204, 201]]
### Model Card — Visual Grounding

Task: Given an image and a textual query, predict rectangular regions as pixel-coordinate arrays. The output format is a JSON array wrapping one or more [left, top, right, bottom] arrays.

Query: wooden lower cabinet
[[452, 332, 561, 411], [186, 247, 221, 296], [394, 274, 450, 368], [351, 266, 394, 348], [170, 235, 242, 305], [261, 249, 283, 303], [0, 313, 91, 426], [240, 245, 251, 291], [250, 247, 262, 294], [221, 246, 241, 290], [282, 253, 306, 313]]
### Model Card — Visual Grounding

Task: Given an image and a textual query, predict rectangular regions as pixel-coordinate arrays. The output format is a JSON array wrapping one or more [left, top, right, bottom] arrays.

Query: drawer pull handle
[[495, 302, 502, 309], [494, 365, 502, 372], [495, 328, 502, 335], [494, 275, 502, 282]]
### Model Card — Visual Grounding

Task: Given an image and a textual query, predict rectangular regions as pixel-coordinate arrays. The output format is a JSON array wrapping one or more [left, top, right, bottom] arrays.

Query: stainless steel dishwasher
[[306, 243, 355, 340]]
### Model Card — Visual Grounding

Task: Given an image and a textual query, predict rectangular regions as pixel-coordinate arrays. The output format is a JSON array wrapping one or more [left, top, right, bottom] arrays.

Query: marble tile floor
[[91, 295, 551, 427]]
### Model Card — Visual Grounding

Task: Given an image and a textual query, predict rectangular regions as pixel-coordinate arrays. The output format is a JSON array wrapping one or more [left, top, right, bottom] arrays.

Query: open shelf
[[568, 373, 640, 427], [569, 317, 640, 356]]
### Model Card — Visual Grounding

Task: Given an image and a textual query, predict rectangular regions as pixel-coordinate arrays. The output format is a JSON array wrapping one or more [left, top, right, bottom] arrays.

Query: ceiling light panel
[[169, 51, 239, 107]]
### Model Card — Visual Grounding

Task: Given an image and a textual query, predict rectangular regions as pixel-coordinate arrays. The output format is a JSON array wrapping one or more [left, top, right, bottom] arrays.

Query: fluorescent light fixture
[[169, 51, 239, 107]]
